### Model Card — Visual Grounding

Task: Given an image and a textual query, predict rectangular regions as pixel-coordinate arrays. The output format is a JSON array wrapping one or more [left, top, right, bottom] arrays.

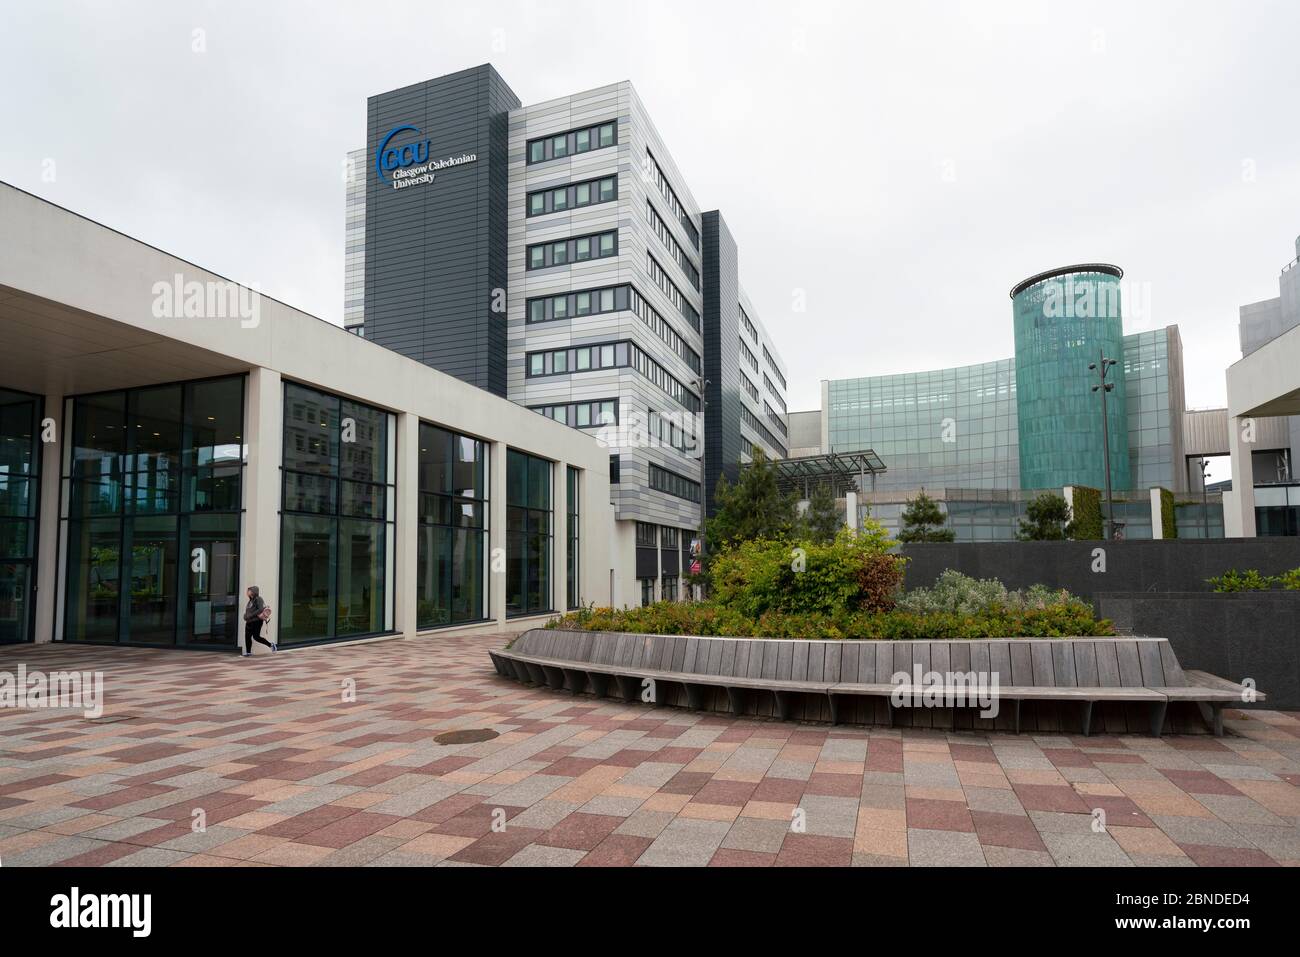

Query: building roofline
[[1009, 263, 1123, 299]]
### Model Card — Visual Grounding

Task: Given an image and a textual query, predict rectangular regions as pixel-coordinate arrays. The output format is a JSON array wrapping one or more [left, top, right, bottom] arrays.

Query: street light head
[[1088, 363, 1097, 371], [1091, 385, 1099, 392]]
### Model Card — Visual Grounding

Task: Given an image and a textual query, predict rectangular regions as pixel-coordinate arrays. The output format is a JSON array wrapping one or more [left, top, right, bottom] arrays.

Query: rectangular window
[[526, 119, 619, 164], [417, 423, 488, 629], [649, 463, 701, 504], [525, 174, 618, 218], [566, 467, 580, 610], [279, 382, 395, 644], [507, 450, 552, 617], [62, 376, 247, 648], [525, 230, 618, 271], [529, 398, 620, 431]]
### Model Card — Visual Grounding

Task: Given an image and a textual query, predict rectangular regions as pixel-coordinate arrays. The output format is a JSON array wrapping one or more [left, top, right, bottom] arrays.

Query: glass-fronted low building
[[0, 181, 618, 648]]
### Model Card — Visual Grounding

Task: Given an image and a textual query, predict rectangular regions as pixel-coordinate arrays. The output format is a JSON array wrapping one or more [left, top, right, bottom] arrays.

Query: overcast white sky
[[2, 0, 1297, 414]]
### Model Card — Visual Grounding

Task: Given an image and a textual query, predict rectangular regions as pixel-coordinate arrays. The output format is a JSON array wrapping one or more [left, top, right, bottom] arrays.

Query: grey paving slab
[[907, 829, 987, 867]]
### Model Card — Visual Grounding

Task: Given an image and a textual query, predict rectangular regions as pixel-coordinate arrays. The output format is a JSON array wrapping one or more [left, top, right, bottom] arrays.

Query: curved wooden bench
[[490, 630, 1261, 736]]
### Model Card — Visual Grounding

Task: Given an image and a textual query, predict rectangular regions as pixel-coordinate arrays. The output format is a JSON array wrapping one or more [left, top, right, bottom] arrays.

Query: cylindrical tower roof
[[1010, 263, 1123, 300]]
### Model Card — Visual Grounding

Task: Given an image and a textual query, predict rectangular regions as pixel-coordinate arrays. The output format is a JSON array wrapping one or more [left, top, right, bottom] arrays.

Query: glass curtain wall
[[0, 389, 40, 643], [506, 450, 552, 616], [62, 376, 245, 646], [280, 382, 395, 644], [417, 423, 489, 628]]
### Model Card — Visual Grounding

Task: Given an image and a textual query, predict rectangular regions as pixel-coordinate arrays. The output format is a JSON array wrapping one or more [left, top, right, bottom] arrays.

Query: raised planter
[[1096, 591, 1300, 710]]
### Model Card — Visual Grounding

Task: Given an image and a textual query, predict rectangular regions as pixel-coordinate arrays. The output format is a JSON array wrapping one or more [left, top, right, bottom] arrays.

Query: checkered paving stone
[[2, 634, 1299, 868]]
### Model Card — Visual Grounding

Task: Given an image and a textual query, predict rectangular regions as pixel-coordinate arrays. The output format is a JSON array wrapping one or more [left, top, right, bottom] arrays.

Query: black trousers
[[244, 618, 274, 654]]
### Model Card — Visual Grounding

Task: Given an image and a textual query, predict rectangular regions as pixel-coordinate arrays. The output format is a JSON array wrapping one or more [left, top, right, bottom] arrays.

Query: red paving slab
[[1, 634, 1298, 868]]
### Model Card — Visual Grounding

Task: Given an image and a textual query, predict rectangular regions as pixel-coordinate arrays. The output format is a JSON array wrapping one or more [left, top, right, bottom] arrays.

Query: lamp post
[[1199, 456, 1210, 539], [1089, 350, 1118, 540]]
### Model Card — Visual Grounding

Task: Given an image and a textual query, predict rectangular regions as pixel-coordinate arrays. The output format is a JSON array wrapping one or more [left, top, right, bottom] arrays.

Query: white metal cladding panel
[[504, 83, 705, 529]]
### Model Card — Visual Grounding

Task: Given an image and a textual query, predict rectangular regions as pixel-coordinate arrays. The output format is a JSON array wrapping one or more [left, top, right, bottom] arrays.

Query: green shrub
[[1278, 568, 1300, 591], [1069, 486, 1103, 540], [544, 597, 1114, 640], [709, 525, 902, 618], [1207, 569, 1277, 592]]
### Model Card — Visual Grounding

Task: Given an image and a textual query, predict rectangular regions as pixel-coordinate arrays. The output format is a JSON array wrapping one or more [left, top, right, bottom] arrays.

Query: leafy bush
[[709, 525, 902, 618], [1068, 486, 1103, 540], [894, 570, 1087, 617], [1279, 568, 1300, 591], [545, 596, 1114, 640], [1207, 569, 1277, 592]]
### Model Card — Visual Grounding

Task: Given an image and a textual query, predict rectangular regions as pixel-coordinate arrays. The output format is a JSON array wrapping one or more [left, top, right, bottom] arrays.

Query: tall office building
[[348, 65, 789, 603]]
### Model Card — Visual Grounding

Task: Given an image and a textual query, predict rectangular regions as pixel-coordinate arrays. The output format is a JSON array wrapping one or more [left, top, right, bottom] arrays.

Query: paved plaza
[[1, 633, 1299, 867]]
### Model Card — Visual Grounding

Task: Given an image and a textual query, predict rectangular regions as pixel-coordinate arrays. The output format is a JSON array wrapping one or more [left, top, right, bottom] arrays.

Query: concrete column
[[33, 392, 63, 643], [240, 367, 282, 654], [553, 459, 568, 614], [393, 412, 419, 637], [845, 490, 859, 531], [1225, 415, 1257, 538], [1149, 487, 1164, 540], [488, 440, 507, 625]]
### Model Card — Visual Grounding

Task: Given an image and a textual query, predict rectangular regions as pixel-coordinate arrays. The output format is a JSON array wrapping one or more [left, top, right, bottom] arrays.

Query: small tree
[[1017, 491, 1075, 541], [800, 483, 844, 544], [704, 445, 799, 554], [897, 491, 955, 543]]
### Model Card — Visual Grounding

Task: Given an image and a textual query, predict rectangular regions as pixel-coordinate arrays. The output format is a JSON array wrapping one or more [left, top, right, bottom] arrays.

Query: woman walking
[[242, 585, 277, 656]]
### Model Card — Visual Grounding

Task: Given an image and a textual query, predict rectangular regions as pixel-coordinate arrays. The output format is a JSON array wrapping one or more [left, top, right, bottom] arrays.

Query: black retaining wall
[[1096, 592, 1300, 710], [900, 539, 1300, 603]]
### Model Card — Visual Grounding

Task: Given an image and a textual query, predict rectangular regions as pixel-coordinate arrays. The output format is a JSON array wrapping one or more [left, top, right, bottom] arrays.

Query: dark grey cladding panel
[[702, 210, 742, 517], [364, 64, 520, 396]]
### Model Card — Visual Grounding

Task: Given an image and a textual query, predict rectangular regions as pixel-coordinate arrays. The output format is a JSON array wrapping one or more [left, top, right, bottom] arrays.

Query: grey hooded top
[[244, 585, 266, 622]]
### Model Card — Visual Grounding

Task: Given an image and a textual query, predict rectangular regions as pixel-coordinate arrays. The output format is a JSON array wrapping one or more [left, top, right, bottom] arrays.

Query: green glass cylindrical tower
[[1011, 264, 1131, 492]]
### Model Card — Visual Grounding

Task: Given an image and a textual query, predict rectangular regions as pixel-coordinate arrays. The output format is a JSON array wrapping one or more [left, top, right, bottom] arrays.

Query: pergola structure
[[763, 449, 887, 499]]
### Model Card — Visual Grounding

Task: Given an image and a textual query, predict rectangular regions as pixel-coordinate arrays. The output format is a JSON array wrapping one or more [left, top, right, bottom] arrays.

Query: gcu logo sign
[[375, 125, 430, 183]]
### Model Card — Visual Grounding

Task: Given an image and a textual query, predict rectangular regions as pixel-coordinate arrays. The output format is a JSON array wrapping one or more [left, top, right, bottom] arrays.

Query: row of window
[[527, 120, 617, 165], [764, 401, 789, 437], [527, 230, 617, 270], [525, 340, 701, 415], [740, 305, 758, 343], [739, 337, 759, 373], [648, 408, 698, 455], [527, 174, 617, 217], [635, 523, 695, 550], [763, 345, 787, 390], [647, 254, 701, 332], [741, 405, 788, 457], [646, 151, 700, 249], [526, 284, 699, 375], [741, 374, 760, 403], [764, 374, 788, 413], [649, 462, 701, 504], [530, 399, 618, 429], [646, 200, 700, 289]]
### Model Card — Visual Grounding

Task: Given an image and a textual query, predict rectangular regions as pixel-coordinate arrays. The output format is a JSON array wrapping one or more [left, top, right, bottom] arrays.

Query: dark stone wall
[[364, 65, 519, 396], [1096, 592, 1300, 709], [900, 539, 1300, 602]]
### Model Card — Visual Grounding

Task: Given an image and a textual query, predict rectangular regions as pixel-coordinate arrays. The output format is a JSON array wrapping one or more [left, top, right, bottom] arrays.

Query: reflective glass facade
[[506, 450, 551, 616], [1013, 269, 1131, 491], [1124, 328, 1177, 490], [62, 376, 245, 646], [416, 423, 488, 629], [280, 382, 395, 643], [826, 359, 1019, 490], [1, 389, 40, 643]]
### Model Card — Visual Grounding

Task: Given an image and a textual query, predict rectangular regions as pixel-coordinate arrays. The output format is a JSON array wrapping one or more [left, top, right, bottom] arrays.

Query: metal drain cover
[[434, 728, 499, 745]]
